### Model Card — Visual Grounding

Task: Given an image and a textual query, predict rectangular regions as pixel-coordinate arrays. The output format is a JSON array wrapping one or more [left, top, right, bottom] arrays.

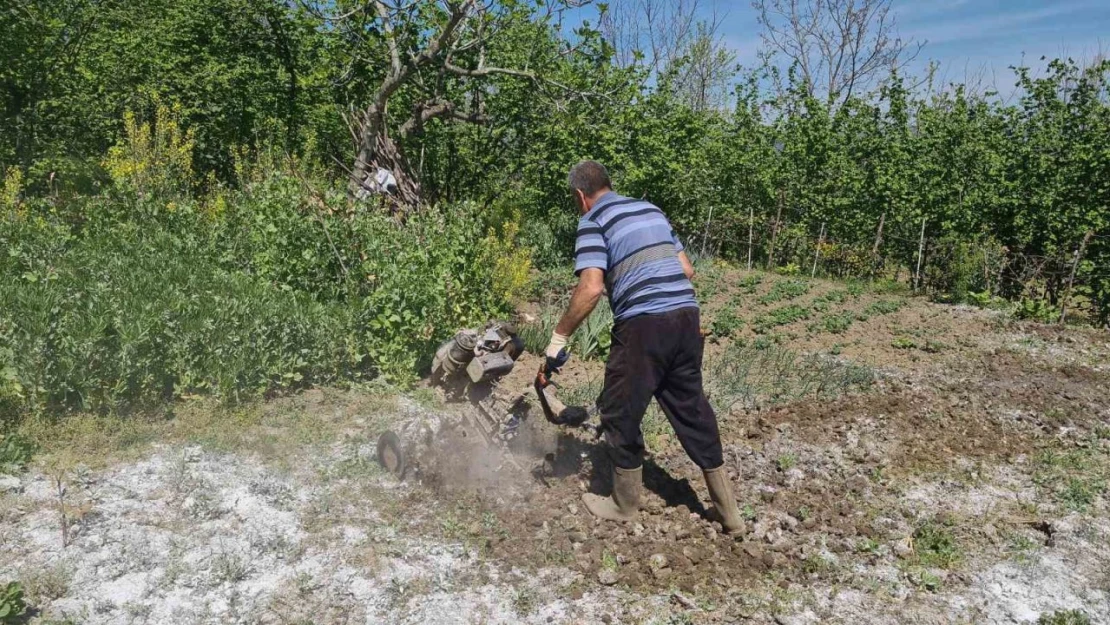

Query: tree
[[753, 0, 922, 105], [313, 0, 600, 209], [600, 0, 736, 111]]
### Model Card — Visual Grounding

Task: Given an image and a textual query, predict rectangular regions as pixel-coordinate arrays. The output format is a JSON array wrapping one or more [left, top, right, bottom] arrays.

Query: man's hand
[[544, 332, 571, 375]]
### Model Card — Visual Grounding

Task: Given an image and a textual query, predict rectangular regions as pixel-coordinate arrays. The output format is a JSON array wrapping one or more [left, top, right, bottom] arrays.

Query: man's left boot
[[703, 464, 745, 535], [582, 465, 641, 522]]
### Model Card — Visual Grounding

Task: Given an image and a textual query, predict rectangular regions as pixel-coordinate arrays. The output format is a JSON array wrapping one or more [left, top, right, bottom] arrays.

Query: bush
[[1014, 298, 1061, 323], [0, 172, 527, 418]]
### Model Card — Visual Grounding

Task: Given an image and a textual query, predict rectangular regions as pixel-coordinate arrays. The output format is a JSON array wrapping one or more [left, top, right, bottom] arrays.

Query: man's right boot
[[582, 465, 641, 522], [703, 465, 745, 535]]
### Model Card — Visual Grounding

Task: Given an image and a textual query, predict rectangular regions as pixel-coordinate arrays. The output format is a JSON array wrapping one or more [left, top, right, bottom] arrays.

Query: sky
[[573, 0, 1109, 89]]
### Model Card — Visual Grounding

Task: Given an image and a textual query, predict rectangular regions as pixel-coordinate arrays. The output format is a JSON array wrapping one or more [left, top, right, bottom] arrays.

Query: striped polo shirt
[[574, 191, 698, 321]]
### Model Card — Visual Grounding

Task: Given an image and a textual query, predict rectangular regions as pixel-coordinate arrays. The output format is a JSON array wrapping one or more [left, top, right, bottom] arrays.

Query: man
[[544, 160, 743, 533]]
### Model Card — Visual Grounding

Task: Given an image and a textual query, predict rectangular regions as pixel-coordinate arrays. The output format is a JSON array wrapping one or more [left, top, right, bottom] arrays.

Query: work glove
[[544, 332, 571, 376]]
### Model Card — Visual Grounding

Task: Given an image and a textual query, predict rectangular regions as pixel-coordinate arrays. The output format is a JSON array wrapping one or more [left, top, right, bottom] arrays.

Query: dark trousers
[[596, 306, 723, 471]]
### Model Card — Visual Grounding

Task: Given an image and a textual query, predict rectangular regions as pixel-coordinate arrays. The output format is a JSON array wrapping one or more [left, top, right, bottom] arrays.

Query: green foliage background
[[2, 0, 1109, 421]]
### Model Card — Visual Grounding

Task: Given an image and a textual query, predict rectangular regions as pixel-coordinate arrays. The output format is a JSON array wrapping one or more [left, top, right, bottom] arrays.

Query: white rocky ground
[[3, 431, 1108, 625], [0, 444, 665, 625]]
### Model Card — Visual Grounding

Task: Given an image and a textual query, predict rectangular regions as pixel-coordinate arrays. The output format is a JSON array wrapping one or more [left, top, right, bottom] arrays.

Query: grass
[[1033, 447, 1108, 512]]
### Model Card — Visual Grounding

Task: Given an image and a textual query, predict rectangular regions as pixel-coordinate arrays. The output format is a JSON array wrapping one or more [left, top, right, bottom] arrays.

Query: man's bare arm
[[677, 251, 695, 280], [555, 268, 605, 337]]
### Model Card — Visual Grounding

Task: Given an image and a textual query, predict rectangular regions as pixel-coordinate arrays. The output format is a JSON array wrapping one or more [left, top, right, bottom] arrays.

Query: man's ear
[[575, 189, 587, 213]]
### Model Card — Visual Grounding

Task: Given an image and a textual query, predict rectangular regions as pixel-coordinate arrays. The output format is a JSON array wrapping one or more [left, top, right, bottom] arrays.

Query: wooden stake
[[747, 205, 754, 271], [768, 189, 784, 270], [1059, 231, 1094, 325], [913, 218, 926, 292], [700, 205, 714, 260], [871, 212, 886, 256], [811, 222, 826, 278]]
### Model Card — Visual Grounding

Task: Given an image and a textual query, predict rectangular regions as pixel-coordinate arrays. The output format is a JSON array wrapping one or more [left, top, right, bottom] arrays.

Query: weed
[[209, 550, 254, 585], [776, 454, 797, 472], [19, 563, 72, 605], [0, 582, 27, 624], [1033, 448, 1108, 512], [758, 280, 811, 304], [891, 337, 917, 350], [741, 504, 757, 522], [512, 586, 539, 615], [905, 567, 944, 592], [1005, 532, 1039, 564], [912, 520, 962, 568], [857, 538, 880, 554], [601, 550, 618, 571], [1037, 610, 1091, 625]]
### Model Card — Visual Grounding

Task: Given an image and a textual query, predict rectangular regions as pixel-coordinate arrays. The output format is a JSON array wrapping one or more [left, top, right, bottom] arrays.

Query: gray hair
[[567, 160, 612, 197]]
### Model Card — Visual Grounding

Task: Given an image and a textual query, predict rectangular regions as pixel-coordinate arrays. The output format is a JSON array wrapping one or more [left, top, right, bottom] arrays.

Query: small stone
[[802, 517, 818, 530], [893, 538, 913, 559], [631, 523, 645, 537], [652, 567, 673, 581], [597, 569, 620, 585], [0, 475, 20, 493], [682, 547, 703, 565], [569, 531, 588, 543], [704, 527, 718, 541], [743, 543, 764, 560], [648, 553, 669, 572], [674, 527, 691, 540], [760, 490, 776, 503], [601, 615, 613, 624]]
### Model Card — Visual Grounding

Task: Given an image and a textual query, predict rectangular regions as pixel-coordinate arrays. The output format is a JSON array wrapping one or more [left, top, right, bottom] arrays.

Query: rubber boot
[[703, 465, 745, 535], [582, 465, 641, 522]]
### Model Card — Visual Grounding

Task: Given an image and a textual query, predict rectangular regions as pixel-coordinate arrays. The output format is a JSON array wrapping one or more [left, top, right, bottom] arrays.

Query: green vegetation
[[0, 582, 27, 624], [865, 300, 905, 317], [754, 305, 811, 332], [758, 280, 812, 304], [891, 337, 918, 350], [810, 313, 854, 335], [711, 307, 745, 339], [912, 520, 962, 569], [3, 0, 1109, 428], [1038, 610, 1092, 625], [0, 434, 35, 474], [1033, 448, 1108, 512], [703, 343, 873, 412]]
